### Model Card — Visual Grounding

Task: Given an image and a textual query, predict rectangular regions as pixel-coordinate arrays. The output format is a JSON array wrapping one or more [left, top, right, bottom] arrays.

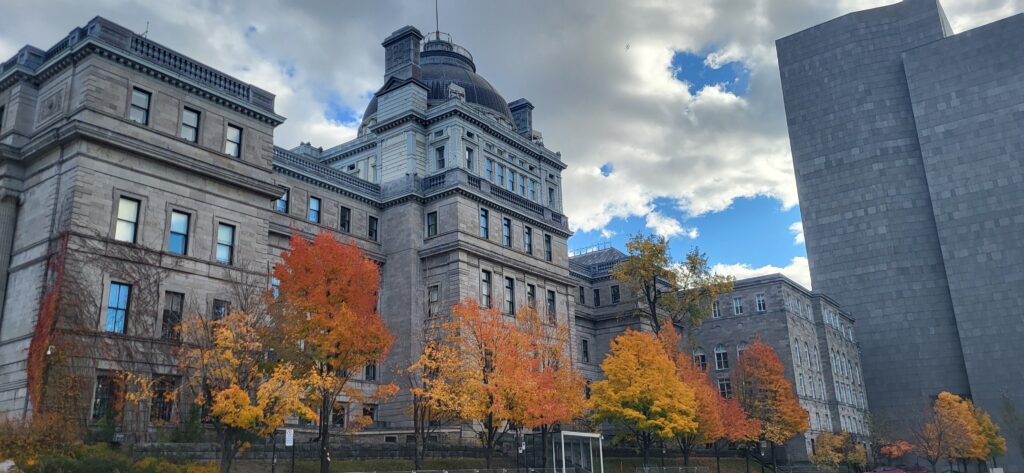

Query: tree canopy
[[732, 340, 808, 445]]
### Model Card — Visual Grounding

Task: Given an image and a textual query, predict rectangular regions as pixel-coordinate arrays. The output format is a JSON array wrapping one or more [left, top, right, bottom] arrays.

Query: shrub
[[31, 444, 133, 473], [0, 414, 80, 467]]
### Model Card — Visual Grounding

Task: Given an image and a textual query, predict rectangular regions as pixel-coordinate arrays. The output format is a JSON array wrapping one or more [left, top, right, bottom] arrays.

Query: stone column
[[0, 192, 19, 316]]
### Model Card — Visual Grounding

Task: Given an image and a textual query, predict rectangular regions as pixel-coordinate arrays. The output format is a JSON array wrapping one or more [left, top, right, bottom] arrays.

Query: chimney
[[509, 98, 534, 137], [382, 26, 424, 81]]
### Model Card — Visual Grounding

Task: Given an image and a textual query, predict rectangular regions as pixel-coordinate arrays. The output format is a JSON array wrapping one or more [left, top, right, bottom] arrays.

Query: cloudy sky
[[2, 0, 1020, 288]]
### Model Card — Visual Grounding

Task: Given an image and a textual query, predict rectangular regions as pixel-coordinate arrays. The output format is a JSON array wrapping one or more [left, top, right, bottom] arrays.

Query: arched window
[[794, 340, 802, 365], [799, 374, 805, 396], [814, 347, 821, 371], [714, 344, 729, 370], [804, 342, 812, 367], [737, 341, 748, 359], [693, 348, 707, 371]]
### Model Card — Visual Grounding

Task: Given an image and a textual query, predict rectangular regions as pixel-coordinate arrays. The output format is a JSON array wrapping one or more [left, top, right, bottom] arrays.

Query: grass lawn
[[232, 456, 752, 473]]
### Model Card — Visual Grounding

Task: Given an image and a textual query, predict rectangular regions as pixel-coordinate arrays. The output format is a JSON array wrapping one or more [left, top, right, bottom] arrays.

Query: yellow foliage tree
[[179, 309, 315, 473], [913, 392, 982, 473], [591, 330, 698, 465], [611, 233, 734, 334], [811, 432, 846, 473]]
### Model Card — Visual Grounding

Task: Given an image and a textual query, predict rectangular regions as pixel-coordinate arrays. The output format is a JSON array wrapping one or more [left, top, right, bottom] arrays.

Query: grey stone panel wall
[[902, 13, 1024, 467], [777, 0, 972, 426]]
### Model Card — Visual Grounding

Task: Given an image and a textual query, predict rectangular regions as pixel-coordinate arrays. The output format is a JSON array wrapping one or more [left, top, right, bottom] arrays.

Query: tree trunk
[[320, 395, 331, 473], [413, 401, 423, 471], [220, 432, 236, 473], [541, 425, 549, 472], [928, 460, 938, 473], [641, 433, 650, 467], [770, 441, 777, 473], [714, 442, 722, 473], [744, 446, 750, 473]]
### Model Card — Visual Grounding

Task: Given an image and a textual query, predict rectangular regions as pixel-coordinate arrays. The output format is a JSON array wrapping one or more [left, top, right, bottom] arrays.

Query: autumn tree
[[611, 233, 733, 334], [733, 340, 809, 471], [879, 440, 914, 466], [912, 392, 980, 473], [271, 232, 397, 473], [406, 328, 460, 470], [963, 399, 1007, 471], [658, 325, 724, 467], [591, 330, 698, 465], [178, 308, 315, 473], [811, 432, 846, 473], [718, 397, 761, 473]]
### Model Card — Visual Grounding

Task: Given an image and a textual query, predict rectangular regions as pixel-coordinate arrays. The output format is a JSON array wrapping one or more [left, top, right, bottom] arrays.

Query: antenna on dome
[[435, 0, 440, 36]]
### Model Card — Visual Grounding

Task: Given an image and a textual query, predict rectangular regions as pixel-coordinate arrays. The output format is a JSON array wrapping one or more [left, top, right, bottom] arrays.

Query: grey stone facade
[[0, 18, 573, 439], [569, 248, 870, 463], [778, 0, 1024, 469]]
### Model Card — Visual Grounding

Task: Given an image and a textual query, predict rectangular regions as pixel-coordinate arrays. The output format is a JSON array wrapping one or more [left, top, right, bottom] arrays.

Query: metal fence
[[776, 466, 823, 473], [635, 467, 710, 473]]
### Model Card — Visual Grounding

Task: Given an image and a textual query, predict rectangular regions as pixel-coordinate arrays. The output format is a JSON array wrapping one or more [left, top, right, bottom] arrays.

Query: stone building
[[777, 0, 1024, 467], [569, 248, 870, 462], [0, 18, 574, 437]]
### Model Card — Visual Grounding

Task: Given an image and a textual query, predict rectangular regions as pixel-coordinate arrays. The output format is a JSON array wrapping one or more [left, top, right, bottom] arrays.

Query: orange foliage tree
[[411, 300, 584, 468], [271, 232, 397, 473], [719, 397, 761, 473], [659, 326, 724, 467], [879, 440, 914, 465], [912, 392, 981, 473], [733, 340, 809, 470]]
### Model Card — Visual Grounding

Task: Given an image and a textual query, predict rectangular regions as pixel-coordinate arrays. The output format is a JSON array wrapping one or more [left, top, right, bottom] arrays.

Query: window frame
[[546, 289, 556, 321], [368, 216, 379, 241], [212, 299, 231, 320], [465, 147, 475, 170], [611, 285, 620, 304], [161, 291, 185, 341], [276, 188, 290, 214], [732, 297, 743, 315], [129, 87, 151, 125], [714, 344, 729, 370], [504, 276, 515, 315], [502, 217, 512, 246], [224, 124, 243, 158], [755, 293, 767, 312], [180, 107, 201, 143], [428, 284, 440, 317], [435, 146, 446, 170], [149, 376, 177, 422], [593, 288, 601, 307], [308, 196, 321, 223], [215, 222, 236, 265], [544, 234, 553, 261], [578, 286, 585, 305], [479, 208, 489, 238], [581, 339, 590, 363], [114, 196, 142, 243], [105, 282, 132, 334], [339, 206, 351, 232], [481, 270, 492, 308], [712, 300, 720, 318], [167, 210, 190, 255], [426, 211, 438, 237], [523, 226, 533, 254]]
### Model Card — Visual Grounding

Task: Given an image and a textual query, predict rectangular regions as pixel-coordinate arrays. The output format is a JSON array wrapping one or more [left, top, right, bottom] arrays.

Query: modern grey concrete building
[[0, 18, 574, 440], [777, 0, 1024, 468], [569, 247, 870, 463]]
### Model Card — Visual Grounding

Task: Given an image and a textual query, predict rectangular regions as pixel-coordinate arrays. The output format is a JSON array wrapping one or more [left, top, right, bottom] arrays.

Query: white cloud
[[599, 228, 616, 239], [645, 211, 698, 239], [789, 221, 805, 245], [713, 256, 812, 289]]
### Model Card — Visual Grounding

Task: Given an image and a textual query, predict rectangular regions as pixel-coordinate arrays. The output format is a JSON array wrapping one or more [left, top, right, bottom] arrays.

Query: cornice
[[417, 238, 577, 287]]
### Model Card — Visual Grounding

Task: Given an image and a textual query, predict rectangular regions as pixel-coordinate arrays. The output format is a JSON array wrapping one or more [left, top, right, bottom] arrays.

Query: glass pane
[[106, 309, 123, 332], [216, 244, 231, 263], [183, 109, 199, 127], [168, 234, 186, 254], [116, 284, 130, 308], [129, 107, 147, 124], [217, 224, 234, 244], [226, 126, 241, 142], [225, 141, 239, 157], [181, 127, 196, 142], [118, 198, 139, 222], [114, 221, 136, 242], [170, 212, 189, 234], [131, 90, 150, 108]]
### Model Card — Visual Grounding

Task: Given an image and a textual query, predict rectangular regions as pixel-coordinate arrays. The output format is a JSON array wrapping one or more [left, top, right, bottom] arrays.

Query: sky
[[2, 0, 1021, 289]]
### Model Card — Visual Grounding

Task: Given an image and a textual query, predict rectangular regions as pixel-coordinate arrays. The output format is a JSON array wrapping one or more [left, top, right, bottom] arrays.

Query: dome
[[361, 33, 512, 129]]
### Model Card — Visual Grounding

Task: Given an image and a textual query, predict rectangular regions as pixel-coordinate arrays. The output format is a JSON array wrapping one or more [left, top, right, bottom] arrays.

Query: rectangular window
[[716, 350, 729, 370], [756, 294, 767, 312], [339, 207, 351, 232], [481, 270, 492, 308], [363, 404, 377, 421], [485, 159, 493, 180], [180, 107, 200, 142], [150, 377, 176, 422], [519, 175, 526, 195], [594, 288, 601, 307], [732, 297, 743, 315], [479, 209, 489, 238], [544, 234, 553, 262], [428, 285, 440, 317], [507, 170, 515, 191], [694, 352, 707, 371], [526, 284, 537, 308], [212, 299, 231, 320], [364, 364, 377, 381], [546, 289, 556, 320], [308, 196, 321, 223], [224, 125, 243, 158], [332, 402, 347, 427], [611, 285, 620, 304], [161, 291, 184, 341], [579, 286, 586, 305], [216, 223, 235, 265], [581, 339, 590, 363], [168, 211, 190, 255], [129, 88, 151, 125], [276, 189, 289, 213], [114, 197, 141, 243], [368, 216, 379, 241], [529, 179, 537, 200], [105, 282, 131, 333], [712, 300, 720, 318], [0, 106, 5, 131], [271, 277, 281, 299], [523, 226, 533, 253], [465, 148, 474, 169], [497, 165, 505, 185], [435, 146, 445, 169], [504, 277, 515, 315], [718, 379, 733, 399], [426, 211, 438, 237], [92, 375, 121, 420], [502, 218, 512, 246], [548, 187, 556, 205]]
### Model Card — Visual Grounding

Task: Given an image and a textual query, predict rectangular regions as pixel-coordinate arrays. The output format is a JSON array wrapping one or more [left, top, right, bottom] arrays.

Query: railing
[[491, 185, 545, 216], [273, 147, 382, 197], [130, 35, 251, 102], [421, 173, 448, 192]]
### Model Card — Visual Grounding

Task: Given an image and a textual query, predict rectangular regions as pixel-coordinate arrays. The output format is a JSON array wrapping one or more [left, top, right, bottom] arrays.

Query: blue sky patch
[[569, 196, 803, 268], [324, 93, 360, 125], [600, 162, 614, 177], [671, 51, 749, 96]]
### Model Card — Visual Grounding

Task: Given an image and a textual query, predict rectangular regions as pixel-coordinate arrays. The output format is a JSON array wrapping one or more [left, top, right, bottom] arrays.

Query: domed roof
[[361, 33, 512, 129]]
